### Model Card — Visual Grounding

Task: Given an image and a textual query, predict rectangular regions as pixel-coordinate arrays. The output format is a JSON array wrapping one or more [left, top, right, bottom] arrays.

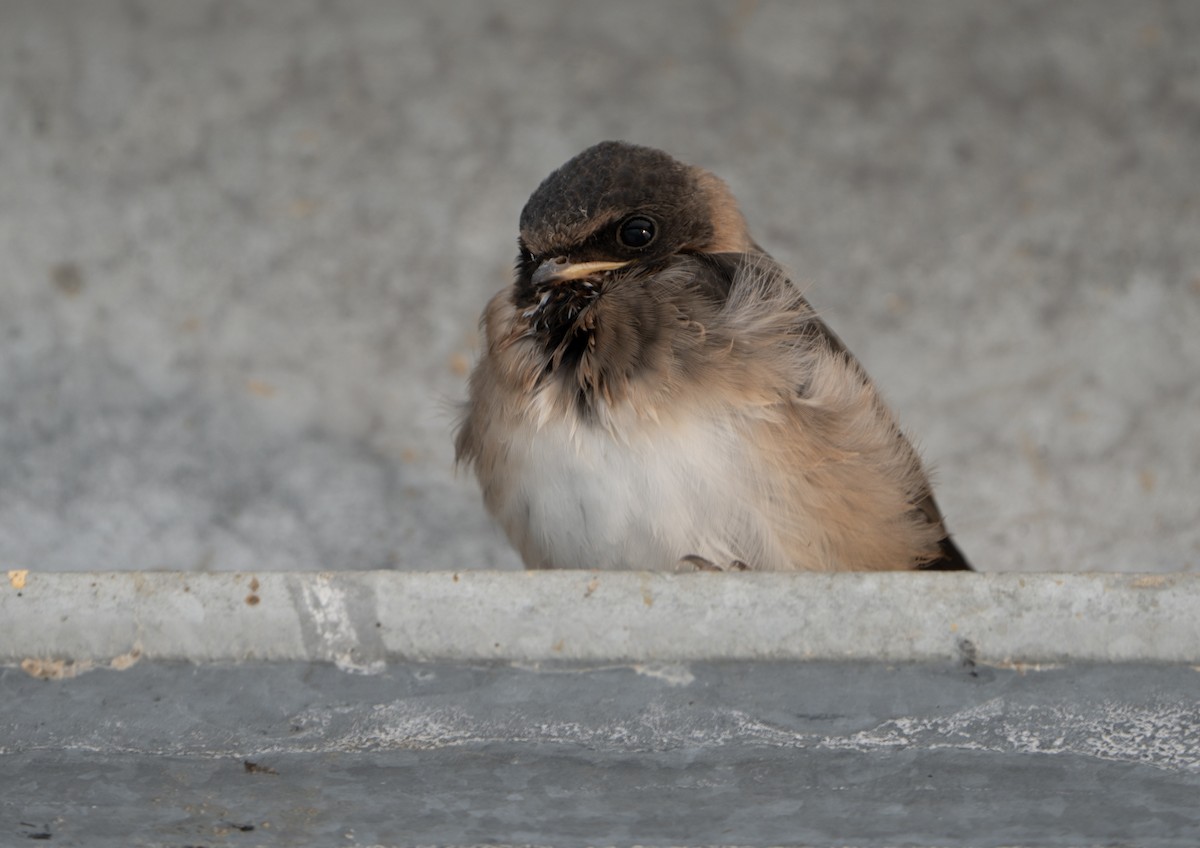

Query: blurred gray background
[[1, 0, 1197, 574]]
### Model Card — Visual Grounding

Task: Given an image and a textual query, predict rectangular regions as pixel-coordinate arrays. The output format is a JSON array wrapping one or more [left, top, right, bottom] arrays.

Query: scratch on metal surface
[[288, 699, 769, 754], [11, 688, 1197, 777], [267, 696, 1200, 774], [632, 663, 696, 686], [822, 698, 1200, 771]]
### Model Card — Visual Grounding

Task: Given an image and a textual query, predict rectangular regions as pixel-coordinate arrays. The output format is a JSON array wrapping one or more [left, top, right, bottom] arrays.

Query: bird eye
[[617, 216, 656, 249]]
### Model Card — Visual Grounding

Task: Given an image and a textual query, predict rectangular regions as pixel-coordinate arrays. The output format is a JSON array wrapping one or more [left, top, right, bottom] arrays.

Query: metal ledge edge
[[3, 570, 1198, 668]]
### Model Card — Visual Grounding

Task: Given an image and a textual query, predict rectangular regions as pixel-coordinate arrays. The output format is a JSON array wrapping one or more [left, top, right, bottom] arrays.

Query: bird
[[455, 140, 972, 573]]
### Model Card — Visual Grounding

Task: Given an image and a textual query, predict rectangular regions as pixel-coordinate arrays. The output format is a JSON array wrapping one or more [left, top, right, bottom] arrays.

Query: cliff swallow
[[456, 141, 971, 572]]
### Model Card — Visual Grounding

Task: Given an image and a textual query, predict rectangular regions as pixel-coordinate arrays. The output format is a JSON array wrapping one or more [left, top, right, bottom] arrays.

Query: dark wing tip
[[918, 535, 975, 571]]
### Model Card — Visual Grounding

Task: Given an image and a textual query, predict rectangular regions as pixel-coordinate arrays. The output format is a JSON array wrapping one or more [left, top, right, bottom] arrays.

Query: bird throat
[[521, 278, 603, 376], [515, 271, 670, 414]]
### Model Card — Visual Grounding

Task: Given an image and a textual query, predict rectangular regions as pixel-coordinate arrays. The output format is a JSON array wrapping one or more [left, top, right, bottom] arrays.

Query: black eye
[[617, 216, 656, 249]]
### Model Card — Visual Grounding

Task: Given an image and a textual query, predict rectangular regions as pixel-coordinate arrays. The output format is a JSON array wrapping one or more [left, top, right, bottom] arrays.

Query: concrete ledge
[[5, 571, 1199, 846], [3, 571, 1198, 668]]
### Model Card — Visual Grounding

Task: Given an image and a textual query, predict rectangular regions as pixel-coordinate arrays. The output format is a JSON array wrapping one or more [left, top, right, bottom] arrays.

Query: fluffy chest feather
[[487, 400, 778, 571]]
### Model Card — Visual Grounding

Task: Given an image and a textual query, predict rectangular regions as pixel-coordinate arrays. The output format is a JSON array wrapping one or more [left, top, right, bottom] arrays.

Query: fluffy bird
[[456, 141, 971, 573]]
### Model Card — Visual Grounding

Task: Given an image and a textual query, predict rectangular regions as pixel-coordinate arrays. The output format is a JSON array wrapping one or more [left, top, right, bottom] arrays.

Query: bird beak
[[531, 257, 631, 286]]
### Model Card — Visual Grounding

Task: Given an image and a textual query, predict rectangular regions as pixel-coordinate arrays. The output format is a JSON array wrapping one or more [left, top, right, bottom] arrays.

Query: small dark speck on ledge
[[51, 261, 85, 296]]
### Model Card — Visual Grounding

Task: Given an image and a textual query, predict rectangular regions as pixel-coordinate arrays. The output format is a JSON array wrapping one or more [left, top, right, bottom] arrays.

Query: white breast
[[489, 400, 784, 571]]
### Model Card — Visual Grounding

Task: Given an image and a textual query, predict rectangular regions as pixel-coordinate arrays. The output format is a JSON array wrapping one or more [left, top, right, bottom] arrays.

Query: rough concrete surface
[[1, 1, 1199, 574], [4, 571, 1200, 667], [5, 571, 1199, 844], [3, 660, 1200, 847]]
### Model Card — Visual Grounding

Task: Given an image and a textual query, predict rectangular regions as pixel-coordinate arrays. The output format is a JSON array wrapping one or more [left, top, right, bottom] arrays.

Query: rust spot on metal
[[21, 658, 93, 680], [110, 649, 141, 671]]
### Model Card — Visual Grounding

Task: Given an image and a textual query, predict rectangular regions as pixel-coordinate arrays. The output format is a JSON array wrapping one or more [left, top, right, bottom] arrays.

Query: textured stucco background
[[1, 0, 1198, 574]]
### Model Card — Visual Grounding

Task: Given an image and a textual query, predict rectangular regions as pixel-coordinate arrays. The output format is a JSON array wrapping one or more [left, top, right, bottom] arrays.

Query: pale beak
[[531, 257, 631, 286]]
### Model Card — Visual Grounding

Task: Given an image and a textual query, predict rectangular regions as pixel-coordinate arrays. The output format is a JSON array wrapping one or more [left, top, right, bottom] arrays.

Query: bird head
[[513, 141, 754, 307]]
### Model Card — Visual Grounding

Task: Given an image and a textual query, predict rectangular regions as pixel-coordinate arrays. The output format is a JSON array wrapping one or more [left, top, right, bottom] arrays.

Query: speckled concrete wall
[[2, 1, 1198, 574]]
